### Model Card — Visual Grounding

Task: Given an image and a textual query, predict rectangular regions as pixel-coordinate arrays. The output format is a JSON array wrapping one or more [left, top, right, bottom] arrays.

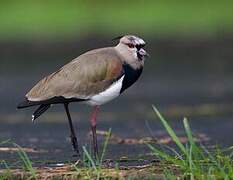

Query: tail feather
[[32, 104, 51, 122], [17, 96, 86, 109], [17, 99, 41, 109]]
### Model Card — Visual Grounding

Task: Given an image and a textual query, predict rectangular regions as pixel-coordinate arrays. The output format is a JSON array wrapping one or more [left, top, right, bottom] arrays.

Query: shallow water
[[0, 110, 232, 168], [0, 36, 233, 167]]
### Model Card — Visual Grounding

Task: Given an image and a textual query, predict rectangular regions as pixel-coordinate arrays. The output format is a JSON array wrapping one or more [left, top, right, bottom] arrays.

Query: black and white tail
[[32, 104, 51, 122], [17, 99, 51, 122]]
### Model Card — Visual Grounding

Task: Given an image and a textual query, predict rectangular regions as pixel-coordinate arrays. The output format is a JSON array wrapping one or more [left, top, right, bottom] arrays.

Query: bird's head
[[114, 35, 149, 66]]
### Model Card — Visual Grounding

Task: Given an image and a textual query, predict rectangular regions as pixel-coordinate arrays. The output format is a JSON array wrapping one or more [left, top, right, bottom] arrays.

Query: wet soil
[[0, 35, 233, 172]]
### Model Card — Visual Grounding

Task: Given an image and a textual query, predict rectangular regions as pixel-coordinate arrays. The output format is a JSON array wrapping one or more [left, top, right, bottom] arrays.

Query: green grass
[[13, 143, 36, 179], [0, 130, 113, 179], [0, 161, 12, 180], [73, 128, 112, 179], [0, 107, 232, 179], [0, 1, 233, 40], [148, 105, 233, 179], [0, 142, 36, 180]]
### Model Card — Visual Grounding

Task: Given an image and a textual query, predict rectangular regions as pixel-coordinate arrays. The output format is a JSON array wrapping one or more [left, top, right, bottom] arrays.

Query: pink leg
[[90, 106, 100, 158]]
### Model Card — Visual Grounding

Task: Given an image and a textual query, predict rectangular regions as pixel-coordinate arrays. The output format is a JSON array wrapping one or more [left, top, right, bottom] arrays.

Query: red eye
[[127, 44, 135, 48]]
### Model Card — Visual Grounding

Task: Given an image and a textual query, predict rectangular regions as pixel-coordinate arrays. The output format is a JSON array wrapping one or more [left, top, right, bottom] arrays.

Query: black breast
[[120, 63, 143, 93]]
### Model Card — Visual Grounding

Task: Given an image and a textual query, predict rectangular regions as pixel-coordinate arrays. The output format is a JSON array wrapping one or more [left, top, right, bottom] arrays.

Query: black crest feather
[[112, 35, 123, 41]]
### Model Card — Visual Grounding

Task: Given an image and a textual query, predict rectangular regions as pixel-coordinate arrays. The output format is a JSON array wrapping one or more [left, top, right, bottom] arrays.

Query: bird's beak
[[138, 48, 149, 58]]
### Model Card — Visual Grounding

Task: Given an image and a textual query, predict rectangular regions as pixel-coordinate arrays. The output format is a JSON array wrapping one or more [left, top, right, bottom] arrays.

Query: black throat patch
[[120, 63, 143, 93]]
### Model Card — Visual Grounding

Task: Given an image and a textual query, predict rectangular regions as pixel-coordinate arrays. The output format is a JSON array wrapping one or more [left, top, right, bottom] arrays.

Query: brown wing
[[26, 48, 123, 101]]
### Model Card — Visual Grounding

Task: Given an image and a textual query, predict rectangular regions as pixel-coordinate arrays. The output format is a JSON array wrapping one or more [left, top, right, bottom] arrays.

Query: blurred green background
[[1, 1, 233, 162], [0, 0, 233, 40], [1, 0, 233, 112]]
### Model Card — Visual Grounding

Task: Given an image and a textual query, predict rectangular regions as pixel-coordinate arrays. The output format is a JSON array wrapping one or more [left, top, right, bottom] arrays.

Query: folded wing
[[26, 48, 124, 102]]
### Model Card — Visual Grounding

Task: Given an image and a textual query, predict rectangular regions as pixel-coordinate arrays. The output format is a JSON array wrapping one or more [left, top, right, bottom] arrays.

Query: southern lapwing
[[17, 35, 149, 158]]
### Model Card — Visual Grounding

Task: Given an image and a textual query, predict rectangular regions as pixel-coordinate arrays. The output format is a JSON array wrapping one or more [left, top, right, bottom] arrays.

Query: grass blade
[[82, 146, 97, 172], [13, 143, 36, 179], [202, 145, 228, 179], [0, 160, 12, 179], [183, 118, 195, 147], [147, 144, 184, 167], [152, 105, 187, 156], [183, 118, 205, 160], [0, 139, 11, 145], [100, 128, 111, 165]]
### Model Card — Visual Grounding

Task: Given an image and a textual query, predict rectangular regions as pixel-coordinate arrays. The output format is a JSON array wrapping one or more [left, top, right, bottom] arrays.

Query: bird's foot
[[72, 153, 80, 158]]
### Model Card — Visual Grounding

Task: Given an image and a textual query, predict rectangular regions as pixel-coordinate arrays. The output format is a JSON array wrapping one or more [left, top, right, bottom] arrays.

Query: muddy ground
[[0, 35, 233, 177]]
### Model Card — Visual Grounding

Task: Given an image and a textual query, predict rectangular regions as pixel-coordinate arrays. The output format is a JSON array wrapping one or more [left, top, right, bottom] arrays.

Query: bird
[[17, 35, 149, 158]]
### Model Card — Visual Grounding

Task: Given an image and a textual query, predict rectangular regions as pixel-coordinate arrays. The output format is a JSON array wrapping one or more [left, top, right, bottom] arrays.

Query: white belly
[[85, 75, 124, 106]]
